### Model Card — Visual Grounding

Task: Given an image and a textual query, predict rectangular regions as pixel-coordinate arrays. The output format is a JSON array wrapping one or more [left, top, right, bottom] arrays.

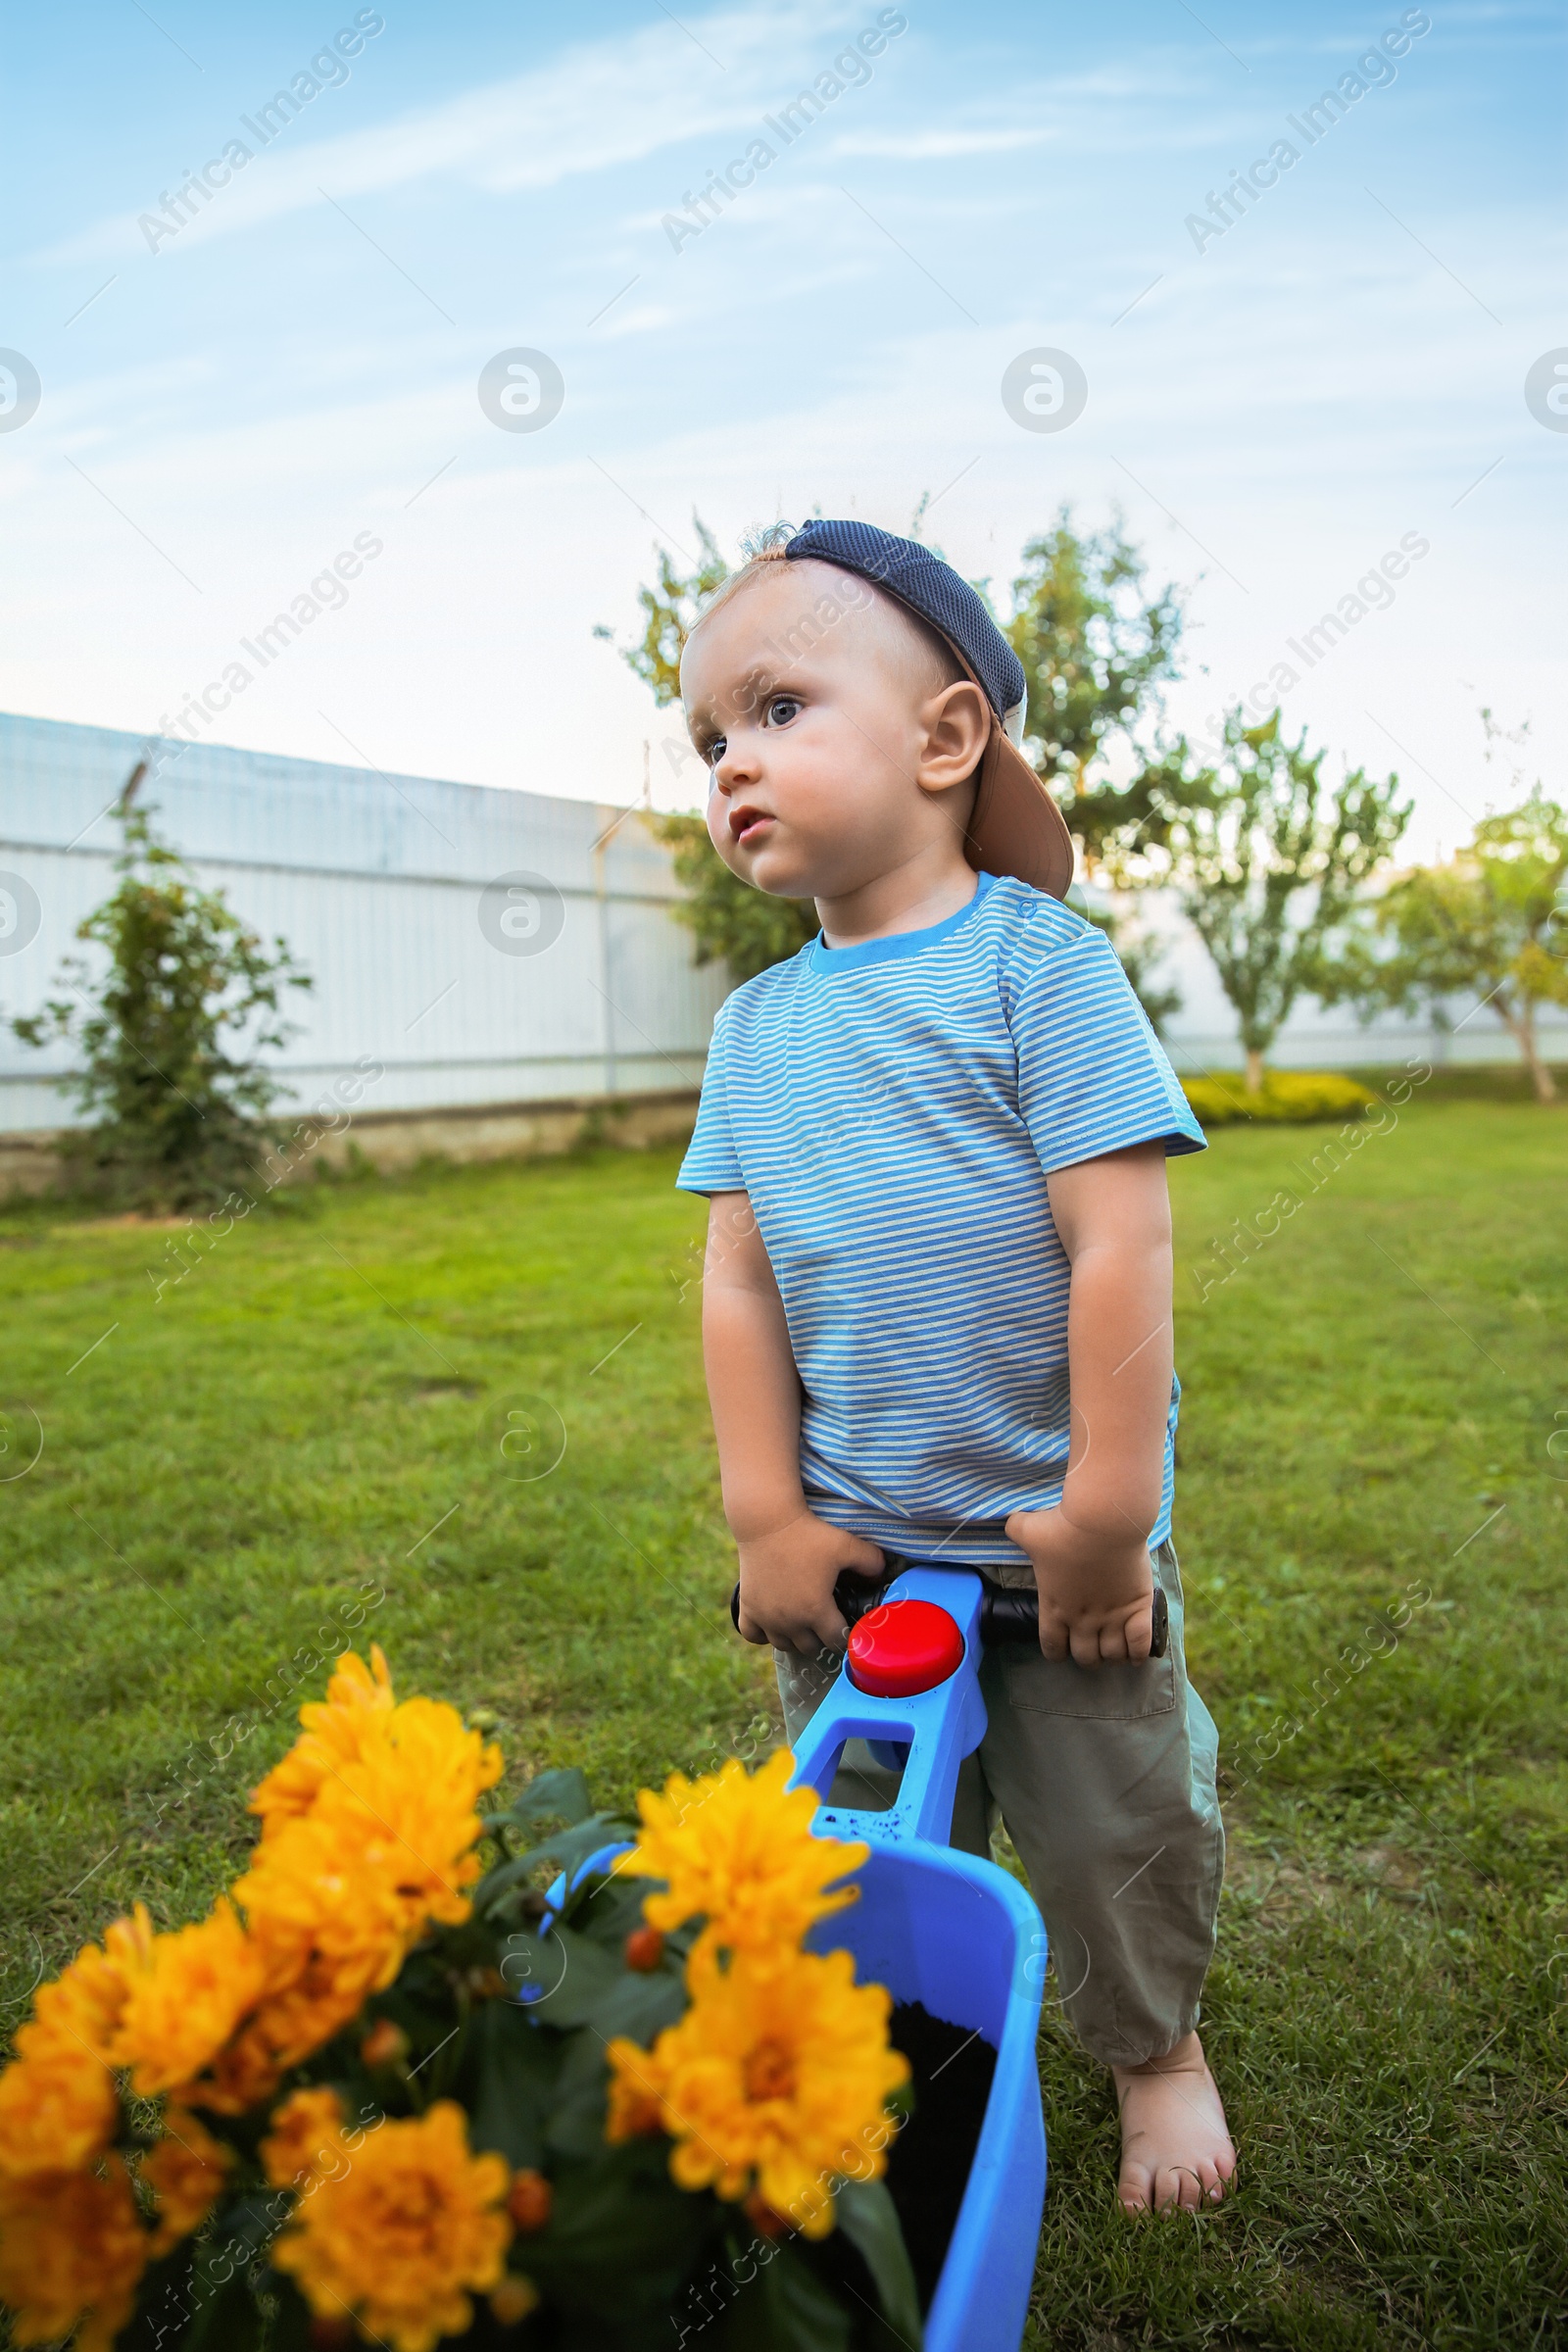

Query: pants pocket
[[1000, 1647, 1178, 1719], [998, 1542, 1182, 1720]]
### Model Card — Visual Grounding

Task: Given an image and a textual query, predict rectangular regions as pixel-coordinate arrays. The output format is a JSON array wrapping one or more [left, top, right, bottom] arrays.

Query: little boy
[[674, 518, 1235, 2214]]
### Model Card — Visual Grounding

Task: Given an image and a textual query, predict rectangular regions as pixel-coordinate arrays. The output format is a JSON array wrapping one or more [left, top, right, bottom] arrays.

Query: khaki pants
[[774, 1541, 1224, 2069]]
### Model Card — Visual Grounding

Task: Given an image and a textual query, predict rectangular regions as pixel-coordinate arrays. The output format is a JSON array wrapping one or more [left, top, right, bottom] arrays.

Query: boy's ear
[[916, 680, 992, 797]]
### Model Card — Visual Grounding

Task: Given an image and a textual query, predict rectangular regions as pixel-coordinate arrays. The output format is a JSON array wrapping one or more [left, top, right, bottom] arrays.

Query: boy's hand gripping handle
[[730, 1570, 1169, 1657]]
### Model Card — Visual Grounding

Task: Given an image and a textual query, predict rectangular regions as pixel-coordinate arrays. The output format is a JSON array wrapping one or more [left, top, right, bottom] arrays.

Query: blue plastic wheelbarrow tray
[[788, 1566, 1048, 2352]]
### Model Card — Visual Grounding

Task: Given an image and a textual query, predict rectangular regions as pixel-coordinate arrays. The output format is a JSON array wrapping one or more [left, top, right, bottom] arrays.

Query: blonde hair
[[687, 521, 795, 631]]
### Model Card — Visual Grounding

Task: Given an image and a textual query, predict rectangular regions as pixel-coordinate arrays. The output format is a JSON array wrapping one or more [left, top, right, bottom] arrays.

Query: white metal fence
[[0, 710, 726, 1136], [0, 710, 1553, 1142]]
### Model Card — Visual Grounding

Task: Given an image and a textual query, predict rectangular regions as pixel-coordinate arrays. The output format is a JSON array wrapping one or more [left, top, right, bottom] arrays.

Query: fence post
[[594, 821, 617, 1099]]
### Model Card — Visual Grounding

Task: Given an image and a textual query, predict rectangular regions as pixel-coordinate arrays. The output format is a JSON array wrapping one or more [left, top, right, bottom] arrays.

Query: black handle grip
[[728, 1574, 1169, 1659], [977, 1583, 1169, 1659]]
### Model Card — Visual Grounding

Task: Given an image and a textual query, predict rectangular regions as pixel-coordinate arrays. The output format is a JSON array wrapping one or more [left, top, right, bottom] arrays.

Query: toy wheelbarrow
[[541, 1566, 1045, 2346], [781, 1564, 1093, 2352]]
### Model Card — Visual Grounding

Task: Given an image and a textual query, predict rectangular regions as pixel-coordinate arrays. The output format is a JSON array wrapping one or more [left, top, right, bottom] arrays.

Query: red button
[[847, 1598, 964, 1697]]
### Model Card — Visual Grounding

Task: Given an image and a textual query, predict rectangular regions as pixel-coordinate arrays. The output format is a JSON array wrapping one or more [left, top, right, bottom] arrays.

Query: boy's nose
[[712, 744, 758, 792]]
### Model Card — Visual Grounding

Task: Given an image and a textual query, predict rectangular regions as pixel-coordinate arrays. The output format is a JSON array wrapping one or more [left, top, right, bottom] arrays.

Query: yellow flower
[[33, 1914, 148, 2052], [166, 1925, 388, 2116], [0, 1918, 151, 2178], [0, 2158, 147, 2352], [111, 1900, 270, 2097], [142, 2110, 230, 2254], [341, 1693, 506, 1922], [261, 2086, 348, 2189], [170, 2014, 283, 2120], [620, 1750, 867, 1953], [230, 1847, 436, 2083], [272, 2102, 512, 2352], [604, 2056, 664, 2144], [250, 1645, 398, 1835], [237, 1691, 503, 1972], [0, 1651, 508, 2181], [0, 2033, 117, 2181], [606, 1941, 908, 2238], [211, 1716, 489, 2097], [161, 1675, 502, 2108]]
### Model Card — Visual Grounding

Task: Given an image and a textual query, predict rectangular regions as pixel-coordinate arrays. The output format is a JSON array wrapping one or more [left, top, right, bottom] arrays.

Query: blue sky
[[2, 0, 1561, 858]]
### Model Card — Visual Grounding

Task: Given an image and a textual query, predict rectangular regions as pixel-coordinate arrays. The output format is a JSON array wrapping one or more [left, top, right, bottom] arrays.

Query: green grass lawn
[[2, 1072, 1565, 2348]]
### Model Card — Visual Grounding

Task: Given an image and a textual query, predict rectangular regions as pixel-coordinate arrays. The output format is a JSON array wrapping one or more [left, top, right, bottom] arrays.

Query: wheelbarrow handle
[[728, 1572, 1169, 1659]]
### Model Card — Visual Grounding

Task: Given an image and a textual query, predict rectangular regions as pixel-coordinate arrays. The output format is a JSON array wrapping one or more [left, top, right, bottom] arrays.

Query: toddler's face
[[679, 561, 984, 903]]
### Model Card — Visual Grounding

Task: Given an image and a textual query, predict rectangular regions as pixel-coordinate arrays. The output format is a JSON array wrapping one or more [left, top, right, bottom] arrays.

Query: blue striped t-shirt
[[677, 873, 1205, 1567]]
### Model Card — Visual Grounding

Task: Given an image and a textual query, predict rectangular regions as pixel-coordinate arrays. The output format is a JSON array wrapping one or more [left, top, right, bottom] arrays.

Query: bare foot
[[1111, 2030, 1236, 2214]]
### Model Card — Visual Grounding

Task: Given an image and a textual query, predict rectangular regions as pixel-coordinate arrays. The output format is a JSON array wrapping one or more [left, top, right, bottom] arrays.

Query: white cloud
[[829, 125, 1051, 158], [594, 301, 682, 340], [33, 0, 898, 268]]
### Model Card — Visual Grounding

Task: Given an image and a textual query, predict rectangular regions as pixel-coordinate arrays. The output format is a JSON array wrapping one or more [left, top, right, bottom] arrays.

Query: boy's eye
[[765, 696, 802, 727], [704, 735, 726, 770]]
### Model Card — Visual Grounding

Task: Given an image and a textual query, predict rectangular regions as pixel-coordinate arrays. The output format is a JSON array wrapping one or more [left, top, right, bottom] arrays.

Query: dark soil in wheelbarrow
[[808, 1994, 992, 2324], [885, 2001, 998, 2312], [805, 2001, 998, 2327]]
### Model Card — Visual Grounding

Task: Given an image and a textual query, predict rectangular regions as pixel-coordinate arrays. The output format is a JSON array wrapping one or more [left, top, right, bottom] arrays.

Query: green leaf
[[538, 1817, 632, 1886], [494, 1765, 594, 1828], [585, 1967, 689, 2045], [545, 2027, 615, 2160], [117, 2241, 197, 2351], [175, 2265, 266, 2352], [721, 2243, 856, 2352], [148, 2202, 281, 2352], [539, 1961, 688, 2156], [499, 1923, 626, 2029], [454, 1997, 563, 2170], [474, 1815, 629, 1910], [521, 2143, 721, 2332], [565, 1865, 655, 1946], [835, 2177, 924, 2347]]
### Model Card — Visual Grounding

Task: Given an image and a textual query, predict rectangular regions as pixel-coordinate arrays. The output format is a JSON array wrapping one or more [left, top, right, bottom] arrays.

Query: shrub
[[10, 795, 310, 1210], [1182, 1070, 1378, 1128]]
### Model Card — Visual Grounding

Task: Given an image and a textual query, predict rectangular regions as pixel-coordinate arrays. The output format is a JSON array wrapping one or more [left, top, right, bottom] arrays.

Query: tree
[[1004, 512, 1205, 869], [1003, 516, 1211, 1033], [10, 779, 311, 1207], [594, 515, 729, 707], [1166, 711, 1410, 1093], [1313, 791, 1568, 1102]]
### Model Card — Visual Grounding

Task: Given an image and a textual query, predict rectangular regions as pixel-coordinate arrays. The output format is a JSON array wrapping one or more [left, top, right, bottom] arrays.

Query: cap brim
[[963, 718, 1076, 900], [831, 566, 1077, 900]]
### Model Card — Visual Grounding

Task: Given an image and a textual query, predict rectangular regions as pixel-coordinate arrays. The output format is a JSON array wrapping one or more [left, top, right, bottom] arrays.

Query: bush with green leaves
[[10, 794, 311, 1209]]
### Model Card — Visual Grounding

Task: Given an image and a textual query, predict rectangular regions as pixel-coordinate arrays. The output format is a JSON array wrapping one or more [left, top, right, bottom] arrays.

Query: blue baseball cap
[[784, 518, 1075, 898]]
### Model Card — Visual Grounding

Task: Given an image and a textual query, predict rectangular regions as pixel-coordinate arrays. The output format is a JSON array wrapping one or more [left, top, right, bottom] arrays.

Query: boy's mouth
[[729, 804, 773, 847]]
